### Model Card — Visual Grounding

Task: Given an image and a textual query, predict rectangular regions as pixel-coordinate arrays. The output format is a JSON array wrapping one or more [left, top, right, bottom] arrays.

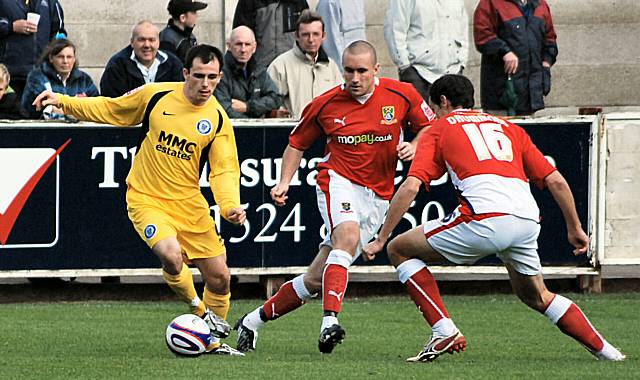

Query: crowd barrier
[[0, 117, 600, 289]]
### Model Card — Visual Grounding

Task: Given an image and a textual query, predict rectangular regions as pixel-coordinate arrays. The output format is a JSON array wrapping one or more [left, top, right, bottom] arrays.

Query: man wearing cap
[[160, 0, 208, 64]]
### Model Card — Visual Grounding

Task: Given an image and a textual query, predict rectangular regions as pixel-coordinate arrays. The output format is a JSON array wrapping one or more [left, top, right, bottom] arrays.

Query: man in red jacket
[[474, 0, 557, 115]]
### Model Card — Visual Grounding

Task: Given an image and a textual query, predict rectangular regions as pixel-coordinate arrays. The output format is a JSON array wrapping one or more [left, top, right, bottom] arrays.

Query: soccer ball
[[165, 314, 212, 356]]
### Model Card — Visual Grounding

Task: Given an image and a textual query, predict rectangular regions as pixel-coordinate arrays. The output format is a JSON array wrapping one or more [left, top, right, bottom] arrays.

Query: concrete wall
[[603, 114, 640, 265], [62, 0, 640, 113], [63, 0, 227, 86]]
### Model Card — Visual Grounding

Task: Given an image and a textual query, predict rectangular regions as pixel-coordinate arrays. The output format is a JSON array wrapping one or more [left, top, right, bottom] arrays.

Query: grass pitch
[[0, 294, 637, 379]]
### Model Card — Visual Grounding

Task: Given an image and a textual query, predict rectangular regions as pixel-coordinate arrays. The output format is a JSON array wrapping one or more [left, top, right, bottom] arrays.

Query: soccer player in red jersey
[[363, 74, 625, 362], [235, 40, 436, 354]]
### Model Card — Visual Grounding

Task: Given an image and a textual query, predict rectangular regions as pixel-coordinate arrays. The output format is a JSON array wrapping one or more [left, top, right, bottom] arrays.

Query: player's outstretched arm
[[271, 144, 304, 206], [33, 90, 61, 111], [544, 170, 589, 256], [362, 176, 422, 261]]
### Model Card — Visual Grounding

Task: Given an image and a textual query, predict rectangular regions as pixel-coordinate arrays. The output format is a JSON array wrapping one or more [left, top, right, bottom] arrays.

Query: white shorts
[[424, 207, 542, 275], [316, 170, 389, 259]]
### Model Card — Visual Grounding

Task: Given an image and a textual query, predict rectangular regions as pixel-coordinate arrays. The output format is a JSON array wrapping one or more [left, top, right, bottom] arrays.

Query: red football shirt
[[289, 77, 435, 199], [409, 109, 556, 220]]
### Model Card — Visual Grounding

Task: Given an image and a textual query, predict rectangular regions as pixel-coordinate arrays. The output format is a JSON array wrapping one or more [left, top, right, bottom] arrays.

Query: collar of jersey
[[341, 77, 379, 104]]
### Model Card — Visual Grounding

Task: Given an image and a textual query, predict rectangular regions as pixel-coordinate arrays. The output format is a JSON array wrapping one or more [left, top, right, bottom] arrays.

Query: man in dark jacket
[[474, 0, 558, 115], [215, 26, 282, 118], [232, 0, 309, 67], [160, 0, 207, 64], [0, 0, 65, 99], [101, 20, 183, 98]]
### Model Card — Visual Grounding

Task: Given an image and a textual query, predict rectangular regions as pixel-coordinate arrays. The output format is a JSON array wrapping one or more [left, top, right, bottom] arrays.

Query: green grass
[[0, 294, 638, 379]]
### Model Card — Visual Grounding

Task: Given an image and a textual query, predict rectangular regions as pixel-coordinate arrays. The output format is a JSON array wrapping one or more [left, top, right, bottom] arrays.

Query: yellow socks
[[204, 288, 231, 320], [203, 290, 231, 352], [162, 263, 207, 316]]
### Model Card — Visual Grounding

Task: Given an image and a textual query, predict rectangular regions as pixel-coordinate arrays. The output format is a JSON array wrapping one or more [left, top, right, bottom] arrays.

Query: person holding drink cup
[[0, 0, 66, 98]]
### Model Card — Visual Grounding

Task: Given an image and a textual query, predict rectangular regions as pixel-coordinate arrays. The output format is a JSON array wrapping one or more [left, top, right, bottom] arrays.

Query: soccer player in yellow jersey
[[34, 45, 246, 356]]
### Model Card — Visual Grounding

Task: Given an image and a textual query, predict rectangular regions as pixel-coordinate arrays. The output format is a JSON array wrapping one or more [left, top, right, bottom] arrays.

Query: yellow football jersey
[[59, 82, 241, 218]]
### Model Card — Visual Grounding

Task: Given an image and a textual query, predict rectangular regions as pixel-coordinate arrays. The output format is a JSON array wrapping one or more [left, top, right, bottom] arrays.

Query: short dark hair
[[343, 40, 377, 65], [41, 38, 78, 71], [184, 44, 224, 71], [295, 9, 325, 33], [429, 74, 475, 109]]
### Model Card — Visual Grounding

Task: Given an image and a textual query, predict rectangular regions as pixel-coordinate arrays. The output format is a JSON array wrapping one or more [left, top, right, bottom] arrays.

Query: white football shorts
[[424, 207, 542, 275], [316, 169, 389, 259]]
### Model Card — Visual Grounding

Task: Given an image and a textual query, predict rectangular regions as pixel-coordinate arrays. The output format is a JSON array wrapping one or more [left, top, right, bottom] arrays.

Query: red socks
[[322, 249, 352, 314], [396, 259, 450, 326], [544, 294, 604, 352], [262, 280, 304, 320]]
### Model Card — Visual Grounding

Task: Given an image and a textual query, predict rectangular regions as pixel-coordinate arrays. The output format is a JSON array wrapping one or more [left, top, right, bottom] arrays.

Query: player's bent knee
[[332, 222, 360, 252], [157, 252, 183, 275], [386, 238, 409, 266], [203, 272, 230, 294], [210, 268, 230, 285], [333, 236, 359, 253], [152, 239, 183, 274]]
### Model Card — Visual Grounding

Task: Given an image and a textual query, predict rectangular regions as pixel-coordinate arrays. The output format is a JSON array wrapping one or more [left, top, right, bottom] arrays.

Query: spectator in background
[[268, 10, 342, 119], [160, 0, 208, 64], [0, 0, 66, 99], [316, 0, 366, 71], [0, 63, 26, 119], [214, 26, 282, 118], [474, 0, 558, 116], [232, 0, 309, 67], [100, 20, 183, 98], [21, 38, 98, 119], [384, 0, 468, 101]]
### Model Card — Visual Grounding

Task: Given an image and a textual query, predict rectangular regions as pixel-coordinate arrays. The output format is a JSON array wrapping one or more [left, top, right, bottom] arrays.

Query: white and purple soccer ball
[[165, 314, 212, 356]]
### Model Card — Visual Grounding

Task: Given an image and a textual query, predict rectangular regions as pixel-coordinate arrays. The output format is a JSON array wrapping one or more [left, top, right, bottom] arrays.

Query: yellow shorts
[[126, 188, 226, 261]]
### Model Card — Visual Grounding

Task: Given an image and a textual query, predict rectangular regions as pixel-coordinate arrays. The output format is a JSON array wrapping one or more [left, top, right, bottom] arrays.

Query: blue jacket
[[21, 61, 98, 118], [0, 0, 65, 79], [99, 45, 184, 98]]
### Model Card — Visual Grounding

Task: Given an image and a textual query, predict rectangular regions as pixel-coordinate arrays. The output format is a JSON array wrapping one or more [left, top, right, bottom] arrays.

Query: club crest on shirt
[[340, 202, 353, 213], [196, 119, 212, 135], [381, 106, 397, 125], [144, 224, 157, 239]]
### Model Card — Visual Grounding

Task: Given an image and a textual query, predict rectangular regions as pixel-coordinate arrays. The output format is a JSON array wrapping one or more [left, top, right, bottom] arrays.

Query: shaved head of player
[[342, 40, 380, 98], [234, 39, 436, 355]]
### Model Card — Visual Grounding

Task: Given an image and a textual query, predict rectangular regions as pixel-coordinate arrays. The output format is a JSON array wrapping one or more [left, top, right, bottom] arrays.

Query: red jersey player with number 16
[[235, 40, 435, 354], [363, 74, 625, 362]]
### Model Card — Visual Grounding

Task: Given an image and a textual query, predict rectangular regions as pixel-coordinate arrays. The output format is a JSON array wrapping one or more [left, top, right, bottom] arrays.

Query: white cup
[[27, 12, 40, 25]]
